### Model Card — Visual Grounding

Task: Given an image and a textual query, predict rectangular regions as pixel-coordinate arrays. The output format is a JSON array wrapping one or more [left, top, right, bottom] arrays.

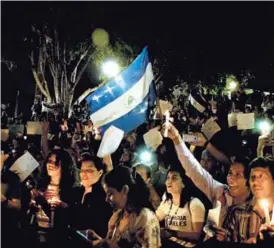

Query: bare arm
[[163, 123, 225, 203], [41, 121, 50, 158]]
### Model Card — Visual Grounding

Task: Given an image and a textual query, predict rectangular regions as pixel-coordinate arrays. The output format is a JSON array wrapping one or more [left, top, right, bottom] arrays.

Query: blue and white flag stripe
[[85, 47, 156, 134], [86, 47, 151, 114]]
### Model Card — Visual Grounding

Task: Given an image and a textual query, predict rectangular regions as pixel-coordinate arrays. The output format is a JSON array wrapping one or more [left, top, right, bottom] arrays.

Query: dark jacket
[[69, 180, 113, 237]]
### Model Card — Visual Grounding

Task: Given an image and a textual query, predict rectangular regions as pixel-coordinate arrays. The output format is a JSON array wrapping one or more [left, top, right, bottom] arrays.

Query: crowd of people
[[1, 87, 274, 248]]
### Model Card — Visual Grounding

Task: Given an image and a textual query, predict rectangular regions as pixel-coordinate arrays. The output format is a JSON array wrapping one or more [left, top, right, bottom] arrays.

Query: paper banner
[[97, 125, 124, 158], [228, 113, 238, 127], [237, 113, 255, 130], [203, 200, 221, 237], [201, 118, 221, 140], [189, 94, 205, 113], [143, 126, 163, 151], [9, 151, 40, 182], [8, 124, 24, 138], [1, 129, 9, 141], [27, 121, 43, 135]]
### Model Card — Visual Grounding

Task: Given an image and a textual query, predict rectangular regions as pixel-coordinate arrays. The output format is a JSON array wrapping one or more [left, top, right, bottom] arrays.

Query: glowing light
[[102, 60, 120, 78], [23, 136, 27, 140], [139, 150, 153, 165], [228, 81, 238, 91], [258, 121, 272, 134], [260, 199, 271, 225]]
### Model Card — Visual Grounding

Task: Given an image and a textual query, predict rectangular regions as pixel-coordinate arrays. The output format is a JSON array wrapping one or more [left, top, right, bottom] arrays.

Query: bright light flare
[[139, 150, 153, 165], [102, 61, 120, 78], [259, 121, 271, 134], [228, 81, 238, 91]]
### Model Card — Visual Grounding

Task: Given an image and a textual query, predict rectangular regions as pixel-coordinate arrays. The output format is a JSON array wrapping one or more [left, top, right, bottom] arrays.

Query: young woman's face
[[165, 171, 184, 195], [80, 161, 103, 187], [46, 154, 61, 178], [103, 184, 128, 210]]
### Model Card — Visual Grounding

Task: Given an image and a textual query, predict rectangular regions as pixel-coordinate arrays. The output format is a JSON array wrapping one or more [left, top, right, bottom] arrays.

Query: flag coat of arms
[[84, 47, 156, 134]]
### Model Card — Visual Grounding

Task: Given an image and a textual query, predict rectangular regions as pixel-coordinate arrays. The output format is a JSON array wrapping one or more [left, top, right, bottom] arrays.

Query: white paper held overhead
[[143, 126, 163, 151], [97, 125, 125, 158], [9, 151, 40, 182], [237, 113, 255, 130], [201, 118, 221, 141]]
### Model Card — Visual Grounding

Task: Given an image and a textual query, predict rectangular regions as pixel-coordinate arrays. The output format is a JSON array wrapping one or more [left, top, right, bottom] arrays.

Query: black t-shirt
[[69, 182, 113, 237]]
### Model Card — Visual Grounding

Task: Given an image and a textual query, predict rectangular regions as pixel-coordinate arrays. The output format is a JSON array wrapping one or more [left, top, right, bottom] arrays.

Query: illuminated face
[[165, 171, 184, 195], [226, 163, 248, 197], [80, 161, 103, 188], [46, 154, 61, 178], [103, 184, 127, 210], [249, 167, 274, 199]]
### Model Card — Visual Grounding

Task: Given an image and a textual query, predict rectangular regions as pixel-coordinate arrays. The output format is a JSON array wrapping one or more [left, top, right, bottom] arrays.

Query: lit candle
[[260, 199, 271, 225], [271, 203, 274, 224], [164, 111, 170, 138]]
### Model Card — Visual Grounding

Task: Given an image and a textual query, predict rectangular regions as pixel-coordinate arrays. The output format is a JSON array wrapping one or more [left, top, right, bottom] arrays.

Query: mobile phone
[[183, 134, 200, 143]]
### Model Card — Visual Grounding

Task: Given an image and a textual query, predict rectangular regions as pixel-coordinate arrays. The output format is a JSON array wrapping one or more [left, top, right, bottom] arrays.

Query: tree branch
[[70, 47, 94, 94], [30, 52, 51, 101]]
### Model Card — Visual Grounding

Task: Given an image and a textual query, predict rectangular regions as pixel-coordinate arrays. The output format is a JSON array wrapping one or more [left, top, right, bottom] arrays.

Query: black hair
[[248, 157, 274, 180], [165, 166, 193, 208], [231, 156, 251, 180], [80, 152, 106, 173], [37, 149, 80, 198], [102, 166, 153, 213]]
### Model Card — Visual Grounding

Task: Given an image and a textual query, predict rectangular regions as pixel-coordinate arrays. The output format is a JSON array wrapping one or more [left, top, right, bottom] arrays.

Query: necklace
[[167, 201, 180, 226]]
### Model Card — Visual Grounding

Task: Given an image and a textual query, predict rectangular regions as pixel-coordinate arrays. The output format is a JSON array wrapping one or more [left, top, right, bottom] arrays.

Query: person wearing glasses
[[29, 149, 79, 247]]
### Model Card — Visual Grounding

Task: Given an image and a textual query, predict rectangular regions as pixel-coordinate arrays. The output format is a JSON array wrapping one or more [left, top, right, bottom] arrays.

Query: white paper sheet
[[97, 125, 124, 158], [228, 113, 238, 127], [27, 121, 43, 135], [1, 129, 9, 141], [9, 151, 40, 182], [203, 200, 221, 237], [143, 126, 163, 151], [201, 118, 221, 140], [237, 113, 255, 130]]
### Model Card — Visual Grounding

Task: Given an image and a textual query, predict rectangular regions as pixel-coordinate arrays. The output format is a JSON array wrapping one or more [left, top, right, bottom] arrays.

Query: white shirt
[[175, 141, 233, 226], [156, 198, 205, 247]]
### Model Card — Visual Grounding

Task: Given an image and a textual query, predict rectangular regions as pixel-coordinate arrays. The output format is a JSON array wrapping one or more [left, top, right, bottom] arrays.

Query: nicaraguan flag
[[85, 47, 156, 134]]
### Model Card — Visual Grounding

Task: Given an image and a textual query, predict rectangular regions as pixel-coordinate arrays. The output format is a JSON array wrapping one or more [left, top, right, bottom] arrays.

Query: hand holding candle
[[164, 111, 170, 138], [260, 199, 271, 225]]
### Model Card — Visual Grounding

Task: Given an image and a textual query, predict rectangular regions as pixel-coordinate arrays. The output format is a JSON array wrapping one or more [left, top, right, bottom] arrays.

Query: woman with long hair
[[87, 166, 161, 248], [156, 167, 206, 247], [30, 148, 79, 247]]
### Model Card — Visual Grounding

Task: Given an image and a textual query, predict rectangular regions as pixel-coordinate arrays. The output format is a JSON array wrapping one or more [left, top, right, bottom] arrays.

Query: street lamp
[[102, 60, 120, 78]]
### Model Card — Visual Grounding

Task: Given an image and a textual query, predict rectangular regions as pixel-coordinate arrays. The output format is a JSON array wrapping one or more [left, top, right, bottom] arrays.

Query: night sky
[[2, 1, 274, 116]]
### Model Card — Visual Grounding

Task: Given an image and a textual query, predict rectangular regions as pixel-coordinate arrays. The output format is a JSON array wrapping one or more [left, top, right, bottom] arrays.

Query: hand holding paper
[[203, 200, 221, 237]]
